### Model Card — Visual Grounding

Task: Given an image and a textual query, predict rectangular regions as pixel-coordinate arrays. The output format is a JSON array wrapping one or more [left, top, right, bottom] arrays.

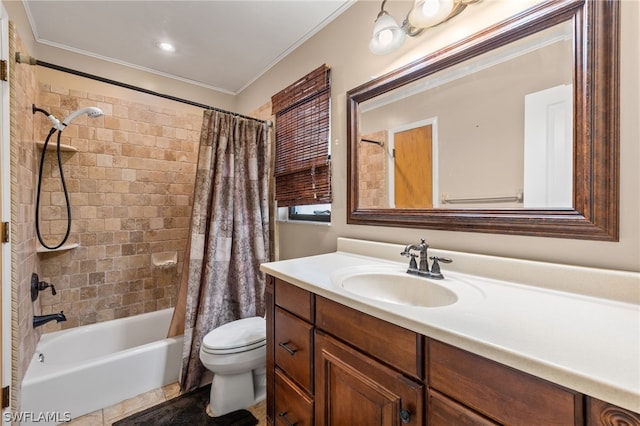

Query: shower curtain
[[173, 109, 271, 392]]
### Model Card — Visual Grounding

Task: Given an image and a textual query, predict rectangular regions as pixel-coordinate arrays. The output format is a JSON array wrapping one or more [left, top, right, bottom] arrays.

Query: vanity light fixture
[[369, 0, 479, 55]]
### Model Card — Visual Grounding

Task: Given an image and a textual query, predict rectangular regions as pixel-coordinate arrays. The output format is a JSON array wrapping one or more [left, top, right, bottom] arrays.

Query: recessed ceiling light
[[157, 42, 175, 52]]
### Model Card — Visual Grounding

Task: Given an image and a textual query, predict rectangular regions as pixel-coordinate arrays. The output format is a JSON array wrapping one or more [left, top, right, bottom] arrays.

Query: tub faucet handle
[[37, 280, 56, 296], [31, 273, 57, 301]]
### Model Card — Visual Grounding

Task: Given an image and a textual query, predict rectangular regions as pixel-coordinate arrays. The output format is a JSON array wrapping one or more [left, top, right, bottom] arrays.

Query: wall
[[33, 68, 203, 331], [9, 23, 40, 411], [237, 0, 640, 273]]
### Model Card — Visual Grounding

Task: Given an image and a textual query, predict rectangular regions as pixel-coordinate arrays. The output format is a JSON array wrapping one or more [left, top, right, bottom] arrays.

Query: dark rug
[[113, 384, 259, 426]]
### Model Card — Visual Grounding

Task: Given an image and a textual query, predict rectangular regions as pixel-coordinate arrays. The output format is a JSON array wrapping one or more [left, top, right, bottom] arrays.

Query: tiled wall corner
[[9, 23, 41, 412], [358, 130, 388, 208]]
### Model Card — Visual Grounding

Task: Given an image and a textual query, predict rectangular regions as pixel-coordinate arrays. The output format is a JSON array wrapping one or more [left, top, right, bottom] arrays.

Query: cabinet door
[[315, 331, 423, 426]]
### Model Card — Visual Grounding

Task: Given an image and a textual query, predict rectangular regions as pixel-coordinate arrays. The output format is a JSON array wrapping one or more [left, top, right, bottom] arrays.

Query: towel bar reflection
[[360, 138, 384, 148], [442, 192, 523, 204]]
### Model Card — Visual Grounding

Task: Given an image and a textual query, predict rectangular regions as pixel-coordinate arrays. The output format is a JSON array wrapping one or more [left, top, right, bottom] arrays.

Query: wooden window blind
[[271, 64, 331, 208]]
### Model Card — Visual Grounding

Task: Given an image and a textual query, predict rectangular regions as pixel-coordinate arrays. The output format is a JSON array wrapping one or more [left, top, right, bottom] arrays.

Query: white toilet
[[199, 316, 266, 416]]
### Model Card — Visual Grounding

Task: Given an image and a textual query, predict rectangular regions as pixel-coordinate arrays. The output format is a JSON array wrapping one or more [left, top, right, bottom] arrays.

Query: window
[[272, 65, 331, 222], [288, 203, 331, 222]]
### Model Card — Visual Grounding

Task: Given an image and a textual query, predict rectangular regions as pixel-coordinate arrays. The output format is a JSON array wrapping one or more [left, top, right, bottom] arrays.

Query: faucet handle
[[429, 256, 452, 279]]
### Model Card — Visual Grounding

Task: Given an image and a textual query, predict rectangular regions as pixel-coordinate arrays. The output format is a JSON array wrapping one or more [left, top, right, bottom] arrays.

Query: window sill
[[277, 219, 331, 226]]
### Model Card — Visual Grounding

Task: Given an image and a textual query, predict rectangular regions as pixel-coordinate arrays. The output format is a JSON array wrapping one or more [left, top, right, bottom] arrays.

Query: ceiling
[[23, 0, 354, 95]]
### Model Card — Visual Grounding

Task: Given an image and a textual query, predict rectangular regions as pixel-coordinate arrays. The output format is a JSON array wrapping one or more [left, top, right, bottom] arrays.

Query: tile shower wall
[[10, 24, 42, 411], [358, 130, 388, 208], [34, 72, 203, 331]]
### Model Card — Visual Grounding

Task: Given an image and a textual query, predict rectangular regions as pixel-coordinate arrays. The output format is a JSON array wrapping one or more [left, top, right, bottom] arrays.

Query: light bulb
[[408, 0, 454, 28], [377, 29, 394, 46], [369, 11, 406, 55], [421, 0, 440, 17]]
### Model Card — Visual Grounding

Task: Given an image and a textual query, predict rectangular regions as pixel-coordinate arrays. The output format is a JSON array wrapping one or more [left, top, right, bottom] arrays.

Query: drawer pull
[[278, 411, 298, 426], [278, 341, 298, 355], [400, 408, 411, 424]]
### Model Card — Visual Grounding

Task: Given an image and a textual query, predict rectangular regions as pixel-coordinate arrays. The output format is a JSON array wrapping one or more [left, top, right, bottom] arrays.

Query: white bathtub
[[21, 308, 183, 426]]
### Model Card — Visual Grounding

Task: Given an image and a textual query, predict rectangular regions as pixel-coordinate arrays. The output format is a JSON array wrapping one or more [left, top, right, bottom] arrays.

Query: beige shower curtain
[[170, 109, 271, 392]]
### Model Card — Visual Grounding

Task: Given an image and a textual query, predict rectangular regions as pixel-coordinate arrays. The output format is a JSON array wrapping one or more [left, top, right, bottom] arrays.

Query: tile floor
[[66, 382, 267, 425]]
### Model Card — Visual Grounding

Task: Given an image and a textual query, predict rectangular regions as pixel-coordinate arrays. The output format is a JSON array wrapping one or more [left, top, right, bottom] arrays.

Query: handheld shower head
[[59, 107, 104, 130]]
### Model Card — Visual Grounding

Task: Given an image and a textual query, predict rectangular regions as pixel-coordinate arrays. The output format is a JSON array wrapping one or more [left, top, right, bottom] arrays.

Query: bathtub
[[21, 308, 183, 425]]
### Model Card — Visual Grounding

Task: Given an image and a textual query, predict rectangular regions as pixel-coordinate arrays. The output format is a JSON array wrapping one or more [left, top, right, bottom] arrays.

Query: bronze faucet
[[401, 239, 452, 279]]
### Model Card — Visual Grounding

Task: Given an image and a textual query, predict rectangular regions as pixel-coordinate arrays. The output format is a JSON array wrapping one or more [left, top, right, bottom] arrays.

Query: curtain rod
[[22, 55, 271, 127]]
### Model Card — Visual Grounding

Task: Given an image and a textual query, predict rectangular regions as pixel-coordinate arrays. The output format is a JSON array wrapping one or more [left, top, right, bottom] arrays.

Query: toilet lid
[[202, 317, 266, 353]]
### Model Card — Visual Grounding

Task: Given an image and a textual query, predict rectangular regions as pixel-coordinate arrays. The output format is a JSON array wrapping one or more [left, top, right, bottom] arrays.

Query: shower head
[[58, 107, 104, 130]]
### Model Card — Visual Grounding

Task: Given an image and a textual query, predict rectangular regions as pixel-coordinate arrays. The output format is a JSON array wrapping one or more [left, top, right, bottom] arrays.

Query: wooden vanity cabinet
[[268, 277, 424, 426], [266, 276, 639, 425]]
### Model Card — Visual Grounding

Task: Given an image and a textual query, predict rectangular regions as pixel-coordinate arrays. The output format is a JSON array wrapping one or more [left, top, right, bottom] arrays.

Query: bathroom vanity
[[260, 238, 640, 425]]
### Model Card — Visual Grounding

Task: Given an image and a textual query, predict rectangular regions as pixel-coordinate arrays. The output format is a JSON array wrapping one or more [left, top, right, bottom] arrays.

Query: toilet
[[199, 316, 266, 416]]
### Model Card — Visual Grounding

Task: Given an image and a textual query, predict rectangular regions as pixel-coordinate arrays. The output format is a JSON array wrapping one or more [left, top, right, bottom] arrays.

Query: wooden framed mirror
[[347, 0, 619, 240]]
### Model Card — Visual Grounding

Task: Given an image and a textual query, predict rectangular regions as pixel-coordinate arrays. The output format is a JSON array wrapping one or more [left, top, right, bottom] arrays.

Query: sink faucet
[[402, 239, 430, 274], [33, 311, 66, 328], [401, 239, 452, 279]]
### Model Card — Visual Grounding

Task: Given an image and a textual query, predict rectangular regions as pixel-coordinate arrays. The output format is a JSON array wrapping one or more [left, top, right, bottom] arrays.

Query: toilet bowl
[[199, 316, 266, 416]]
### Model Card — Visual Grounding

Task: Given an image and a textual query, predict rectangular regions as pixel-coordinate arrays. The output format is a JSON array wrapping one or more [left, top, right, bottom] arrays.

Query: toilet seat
[[201, 317, 266, 355]]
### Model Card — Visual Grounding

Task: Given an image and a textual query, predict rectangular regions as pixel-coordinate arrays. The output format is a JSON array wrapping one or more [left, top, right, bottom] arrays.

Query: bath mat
[[113, 384, 258, 426]]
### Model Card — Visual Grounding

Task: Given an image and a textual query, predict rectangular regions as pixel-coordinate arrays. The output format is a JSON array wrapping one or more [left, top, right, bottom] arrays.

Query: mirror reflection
[[357, 21, 573, 210]]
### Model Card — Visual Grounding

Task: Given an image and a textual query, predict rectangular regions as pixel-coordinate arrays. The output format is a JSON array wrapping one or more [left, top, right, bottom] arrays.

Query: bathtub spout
[[33, 311, 66, 328]]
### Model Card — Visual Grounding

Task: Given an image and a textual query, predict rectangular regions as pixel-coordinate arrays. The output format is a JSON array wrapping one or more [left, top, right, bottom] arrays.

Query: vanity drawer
[[428, 389, 499, 426], [315, 296, 422, 379], [275, 278, 314, 322], [274, 307, 314, 392], [429, 340, 583, 425], [275, 367, 313, 426]]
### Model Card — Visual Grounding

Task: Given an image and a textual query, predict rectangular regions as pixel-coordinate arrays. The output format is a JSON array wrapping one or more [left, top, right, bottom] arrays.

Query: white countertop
[[260, 238, 640, 413]]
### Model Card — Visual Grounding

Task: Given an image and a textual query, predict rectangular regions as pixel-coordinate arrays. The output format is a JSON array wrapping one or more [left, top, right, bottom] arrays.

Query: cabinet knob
[[278, 411, 298, 426], [278, 341, 298, 355], [400, 409, 411, 424]]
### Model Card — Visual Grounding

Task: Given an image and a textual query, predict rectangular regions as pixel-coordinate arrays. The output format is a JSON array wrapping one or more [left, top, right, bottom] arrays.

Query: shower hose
[[34, 107, 72, 250]]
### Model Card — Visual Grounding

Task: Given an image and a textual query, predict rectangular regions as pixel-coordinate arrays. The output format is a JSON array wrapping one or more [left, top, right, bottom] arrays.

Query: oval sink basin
[[331, 266, 458, 308]]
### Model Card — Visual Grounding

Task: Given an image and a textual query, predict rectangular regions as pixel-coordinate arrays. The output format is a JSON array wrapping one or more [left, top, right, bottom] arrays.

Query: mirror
[[347, 0, 619, 240], [359, 22, 573, 210]]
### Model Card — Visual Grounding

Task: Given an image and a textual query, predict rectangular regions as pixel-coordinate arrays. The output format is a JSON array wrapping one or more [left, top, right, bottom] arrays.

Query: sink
[[331, 265, 459, 308]]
